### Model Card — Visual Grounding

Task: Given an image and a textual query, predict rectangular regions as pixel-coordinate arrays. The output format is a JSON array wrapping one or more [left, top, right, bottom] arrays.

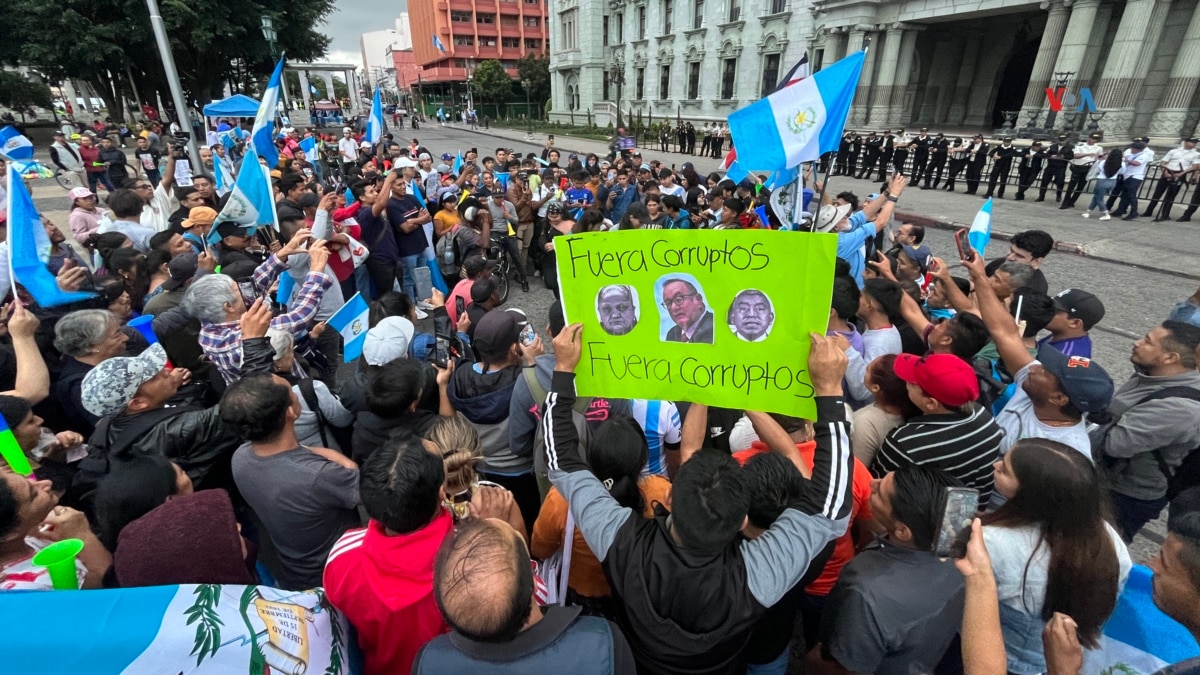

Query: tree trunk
[[87, 75, 124, 122]]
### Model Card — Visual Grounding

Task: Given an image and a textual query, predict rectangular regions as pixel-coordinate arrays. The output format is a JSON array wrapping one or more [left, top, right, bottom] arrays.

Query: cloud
[[317, 1, 409, 70]]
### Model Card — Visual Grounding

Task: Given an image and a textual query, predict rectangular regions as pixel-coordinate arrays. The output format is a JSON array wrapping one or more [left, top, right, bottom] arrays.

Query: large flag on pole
[[433, 35, 448, 53], [727, 50, 864, 172], [723, 52, 811, 180], [252, 56, 286, 168], [211, 146, 278, 242], [365, 87, 384, 146], [5, 165, 95, 307], [771, 53, 811, 94]]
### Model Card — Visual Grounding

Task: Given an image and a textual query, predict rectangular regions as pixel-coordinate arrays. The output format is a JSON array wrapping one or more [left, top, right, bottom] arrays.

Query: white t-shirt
[[632, 399, 681, 477], [659, 184, 685, 199], [861, 326, 902, 363], [338, 138, 359, 163], [0, 538, 88, 591], [140, 183, 177, 232], [995, 361, 1092, 457]]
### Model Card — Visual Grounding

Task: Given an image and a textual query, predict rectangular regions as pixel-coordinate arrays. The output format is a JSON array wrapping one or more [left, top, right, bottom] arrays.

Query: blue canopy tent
[[202, 94, 261, 118]]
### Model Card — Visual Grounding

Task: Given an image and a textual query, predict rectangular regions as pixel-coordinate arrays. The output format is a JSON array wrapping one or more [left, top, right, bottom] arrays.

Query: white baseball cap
[[362, 317, 416, 366]]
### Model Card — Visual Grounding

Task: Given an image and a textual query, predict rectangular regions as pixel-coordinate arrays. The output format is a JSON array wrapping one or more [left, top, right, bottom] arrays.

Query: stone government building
[[550, 0, 1200, 141]]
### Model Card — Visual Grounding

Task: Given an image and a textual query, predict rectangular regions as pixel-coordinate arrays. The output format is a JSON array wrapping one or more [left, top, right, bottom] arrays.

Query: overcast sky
[[320, 1, 408, 69]]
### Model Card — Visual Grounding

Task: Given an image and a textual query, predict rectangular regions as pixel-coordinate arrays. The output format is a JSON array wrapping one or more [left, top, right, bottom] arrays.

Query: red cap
[[892, 353, 979, 407]]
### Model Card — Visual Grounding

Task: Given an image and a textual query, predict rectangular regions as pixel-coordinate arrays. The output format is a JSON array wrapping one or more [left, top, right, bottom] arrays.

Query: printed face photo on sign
[[727, 289, 775, 342], [596, 284, 639, 336], [657, 275, 715, 344]]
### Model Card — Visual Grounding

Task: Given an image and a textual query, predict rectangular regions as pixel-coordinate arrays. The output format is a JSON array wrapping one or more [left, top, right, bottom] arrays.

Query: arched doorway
[[990, 35, 1040, 128]]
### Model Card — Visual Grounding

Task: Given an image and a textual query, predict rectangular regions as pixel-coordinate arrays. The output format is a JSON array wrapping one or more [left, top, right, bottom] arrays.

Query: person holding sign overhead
[[661, 278, 715, 344]]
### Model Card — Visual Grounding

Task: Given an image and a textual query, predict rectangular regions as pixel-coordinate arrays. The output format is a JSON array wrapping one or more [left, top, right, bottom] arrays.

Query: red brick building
[[408, 0, 549, 83]]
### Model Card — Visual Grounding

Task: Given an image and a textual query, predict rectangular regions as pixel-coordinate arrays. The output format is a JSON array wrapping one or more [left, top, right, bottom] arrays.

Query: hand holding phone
[[932, 487, 981, 558], [954, 228, 974, 262]]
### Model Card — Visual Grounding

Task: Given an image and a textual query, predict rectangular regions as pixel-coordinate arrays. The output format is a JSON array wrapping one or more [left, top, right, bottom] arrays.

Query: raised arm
[[2, 305, 48, 404], [679, 401, 708, 468], [962, 251, 1033, 374], [745, 410, 811, 478]]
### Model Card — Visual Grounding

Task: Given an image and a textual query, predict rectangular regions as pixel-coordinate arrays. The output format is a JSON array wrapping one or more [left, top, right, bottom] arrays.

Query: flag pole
[[809, 40, 870, 232], [145, 0, 202, 167]]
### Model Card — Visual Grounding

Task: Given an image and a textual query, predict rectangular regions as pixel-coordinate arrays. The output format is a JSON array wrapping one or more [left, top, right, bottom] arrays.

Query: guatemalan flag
[[299, 135, 318, 162], [211, 146, 278, 242], [722, 52, 811, 182], [433, 35, 448, 53], [327, 292, 370, 362], [252, 56, 286, 168], [5, 165, 95, 308], [968, 198, 993, 257], [728, 50, 864, 173], [0, 126, 35, 166], [365, 87, 384, 147]]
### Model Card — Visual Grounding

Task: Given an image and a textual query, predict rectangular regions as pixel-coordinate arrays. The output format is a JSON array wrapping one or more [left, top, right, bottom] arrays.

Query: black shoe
[[1122, 215, 1138, 221], [521, 280, 530, 293], [1058, 203, 1071, 210], [920, 185, 931, 190], [1141, 211, 1155, 218], [1015, 194, 1025, 201], [1035, 197, 1045, 202], [1178, 215, 1193, 222]]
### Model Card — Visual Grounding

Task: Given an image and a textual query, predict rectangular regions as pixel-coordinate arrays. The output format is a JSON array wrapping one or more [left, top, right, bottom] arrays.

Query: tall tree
[[470, 59, 512, 110], [517, 53, 550, 103], [0, 71, 54, 122]]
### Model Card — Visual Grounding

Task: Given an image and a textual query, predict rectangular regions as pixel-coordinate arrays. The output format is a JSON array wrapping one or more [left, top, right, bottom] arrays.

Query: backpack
[[523, 367, 595, 475], [296, 377, 354, 454], [435, 225, 462, 277], [1095, 386, 1200, 501]]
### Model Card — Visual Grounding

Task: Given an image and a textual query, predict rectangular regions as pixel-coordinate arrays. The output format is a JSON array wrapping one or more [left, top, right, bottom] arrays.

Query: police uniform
[[1015, 144, 1047, 200], [848, 133, 863, 176], [836, 131, 854, 175], [911, 129, 934, 184], [984, 139, 1017, 198], [860, 133, 882, 179], [1062, 135, 1103, 209], [944, 138, 969, 191], [1143, 139, 1199, 221], [660, 124, 672, 152], [923, 134, 949, 189], [891, 130, 911, 175], [1038, 136, 1073, 202], [964, 135, 989, 195], [877, 131, 896, 181], [700, 124, 713, 157]]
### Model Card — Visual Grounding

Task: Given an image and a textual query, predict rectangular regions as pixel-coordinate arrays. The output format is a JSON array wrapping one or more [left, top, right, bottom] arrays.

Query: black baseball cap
[[473, 310, 522, 361], [161, 252, 198, 291], [463, 254, 498, 277], [1036, 343, 1114, 414], [1052, 289, 1105, 330]]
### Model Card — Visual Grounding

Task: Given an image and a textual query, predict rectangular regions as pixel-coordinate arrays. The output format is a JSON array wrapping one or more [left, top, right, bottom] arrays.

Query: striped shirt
[[632, 399, 682, 476], [870, 404, 1003, 503]]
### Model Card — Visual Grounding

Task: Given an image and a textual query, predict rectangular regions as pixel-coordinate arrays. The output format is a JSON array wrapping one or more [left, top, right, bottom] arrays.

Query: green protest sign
[[556, 229, 837, 418]]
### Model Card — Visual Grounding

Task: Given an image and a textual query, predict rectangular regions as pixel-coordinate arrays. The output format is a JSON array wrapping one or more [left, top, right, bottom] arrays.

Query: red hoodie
[[323, 511, 453, 674]]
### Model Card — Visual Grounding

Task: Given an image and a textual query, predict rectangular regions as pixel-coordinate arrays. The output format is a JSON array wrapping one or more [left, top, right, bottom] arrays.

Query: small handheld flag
[[433, 35, 448, 53], [968, 198, 993, 256], [365, 88, 384, 146], [344, 188, 355, 205], [211, 146, 277, 242], [327, 293, 370, 362], [453, 151, 463, 174], [6, 165, 95, 307]]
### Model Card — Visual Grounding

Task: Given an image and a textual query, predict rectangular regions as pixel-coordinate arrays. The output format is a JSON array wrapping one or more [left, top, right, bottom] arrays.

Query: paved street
[[24, 123, 1187, 560]]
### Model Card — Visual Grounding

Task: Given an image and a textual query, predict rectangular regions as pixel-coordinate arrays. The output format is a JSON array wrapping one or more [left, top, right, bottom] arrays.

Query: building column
[[947, 31, 982, 125], [1077, 1, 1113, 85], [299, 70, 313, 111], [1018, 0, 1071, 125], [888, 27, 921, 126], [869, 25, 905, 127], [1052, 0, 1102, 93], [848, 27, 877, 126], [1149, 0, 1200, 136], [1094, 0, 1170, 137], [920, 35, 961, 124], [829, 29, 849, 62]]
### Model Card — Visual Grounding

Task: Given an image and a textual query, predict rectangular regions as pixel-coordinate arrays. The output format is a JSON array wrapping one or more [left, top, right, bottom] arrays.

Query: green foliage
[[470, 59, 512, 107], [0, 71, 53, 111], [185, 584, 224, 666], [517, 54, 550, 103], [314, 588, 346, 675]]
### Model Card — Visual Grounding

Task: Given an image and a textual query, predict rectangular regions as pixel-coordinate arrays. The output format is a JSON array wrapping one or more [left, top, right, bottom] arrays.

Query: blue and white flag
[[252, 55, 286, 168], [728, 51, 865, 172], [969, 198, 993, 256], [212, 156, 228, 192], [344, 187, 355, 205], [0, 126, 34, 163], [211, 146, 277, 242], [5, 165, 94, 307], [452, 151, 463, 175], [365, 87, 384, 146], [327, 292, 370, 362], [299, 135, 318, 161], [433, 35, 448, 53], [308, 84, 318, 95], [1086, 565, 1200, 673]]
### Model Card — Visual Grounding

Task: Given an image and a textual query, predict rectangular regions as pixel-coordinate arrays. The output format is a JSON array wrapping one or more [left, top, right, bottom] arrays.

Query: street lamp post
[[609, 54, 625, 130], [260, 15, 290, 116], [521, 78, 533, 140], [145, 0, 201, 164], [465, 59, 476, 116]]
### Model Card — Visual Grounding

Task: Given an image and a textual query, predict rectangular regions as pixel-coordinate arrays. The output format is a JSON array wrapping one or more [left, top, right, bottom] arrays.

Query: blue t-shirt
[[386, 196, 429, 257], [1037, 334, 1093, 358], [565, 187, 594, 207], [356, 204, 398, 262]]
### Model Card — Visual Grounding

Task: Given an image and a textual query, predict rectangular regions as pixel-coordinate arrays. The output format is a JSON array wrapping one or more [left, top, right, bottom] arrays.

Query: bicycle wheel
[[54, 172, 76, 191], [495, 255, 511, 305]]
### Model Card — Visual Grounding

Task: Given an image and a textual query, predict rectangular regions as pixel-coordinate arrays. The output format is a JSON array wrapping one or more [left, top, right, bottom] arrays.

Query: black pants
[[1039, 165, 1067, 200], [1110, 490, 1168, 543], [859, 152, 878, 178], [1112, 177, 1143, 217], [480, 471, 542, 538], [364, 255, 401, 299], [700, 137, 711, 156], [924, 157, 946, 187], [1182, 183, 1200, 220], [912, 153, 929, 184], [500, 235, 526, 283], [1064, 165, 1091, 206], [876, 153, 893, 181], [1143, 179, 1183, 220], [965, 161, 985, 194], [945, 159, 966, 189], [1015, 169, 1037, 198], [892, 149, 909, 175], [985, 162, 1012, 197]]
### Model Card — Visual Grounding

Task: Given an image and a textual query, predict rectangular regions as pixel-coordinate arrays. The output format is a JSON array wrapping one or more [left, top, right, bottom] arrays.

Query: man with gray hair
[[597, 285, 638, 336], [989, 262, 1036, 302], [186, 230, 332, 384]]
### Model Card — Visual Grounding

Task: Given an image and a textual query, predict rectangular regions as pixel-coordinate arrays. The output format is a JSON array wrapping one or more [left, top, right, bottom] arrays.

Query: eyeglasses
[[661, 293, 697, 309]]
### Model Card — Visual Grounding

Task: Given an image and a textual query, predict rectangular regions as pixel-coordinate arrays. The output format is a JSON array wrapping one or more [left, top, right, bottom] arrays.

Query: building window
[[615, 13, 624, 42], [476, 12, 495, 23], [721, 58, 736, 98], [500, 15, 519, 26], [524, 16, 540, 27], [454, 36, 475, 46], [603, 16, 609, 45], [659, 65, 670, 98], [502, 37, 520, 48], [455, 59, 469, 68], [663, 0, 674, 33], [525, 38, 542, 49], [687, 62, 700, 99], [768, 0, 786, 13], [481, 37, 497, 47], [636, 67, 645, 99], [760, 53, 780, 96], [692, 0, 704, 29], [637, 6, 646, 39], [561, 11, 577, 50], [603, 71, 611, 101], [524, 0, 538, 4], [728, 0, 740, 21], [451, 10, 472, 22]]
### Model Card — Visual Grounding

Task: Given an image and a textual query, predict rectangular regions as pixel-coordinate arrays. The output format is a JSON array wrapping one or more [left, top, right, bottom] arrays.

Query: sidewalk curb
[[453, 125, 602, 159], [896, 211, 1200, 282]]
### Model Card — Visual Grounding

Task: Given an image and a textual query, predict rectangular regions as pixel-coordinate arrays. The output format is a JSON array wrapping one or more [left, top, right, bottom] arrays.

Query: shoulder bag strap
[[558, 507, 575, 606], [297, 377, 331, 449]]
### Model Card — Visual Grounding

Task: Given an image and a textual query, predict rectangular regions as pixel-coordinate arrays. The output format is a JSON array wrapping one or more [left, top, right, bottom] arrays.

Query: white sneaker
[[415, 308, 429, 320], [1098, 213, 1111, 221], [417, 300, 435, 310], [1081, 212, 1090, 218]]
